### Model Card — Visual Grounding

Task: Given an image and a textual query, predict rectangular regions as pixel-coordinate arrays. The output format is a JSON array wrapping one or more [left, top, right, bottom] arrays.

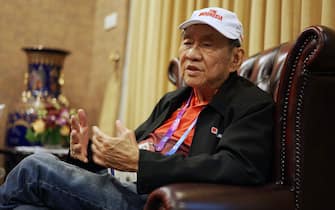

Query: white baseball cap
[[179, 7, 243, 44]]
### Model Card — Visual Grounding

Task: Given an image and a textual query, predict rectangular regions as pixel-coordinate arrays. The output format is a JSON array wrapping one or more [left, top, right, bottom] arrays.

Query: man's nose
[[185, 45, 202, 60]]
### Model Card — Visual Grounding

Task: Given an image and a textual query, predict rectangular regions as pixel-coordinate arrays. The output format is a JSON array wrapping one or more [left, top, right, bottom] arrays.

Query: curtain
[[100, 0, 335, 133]]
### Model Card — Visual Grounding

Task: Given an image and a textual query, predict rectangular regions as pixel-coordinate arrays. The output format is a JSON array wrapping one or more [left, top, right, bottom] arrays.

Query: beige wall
[[89, 0, 129, 131], [0, 0, 129, 158]]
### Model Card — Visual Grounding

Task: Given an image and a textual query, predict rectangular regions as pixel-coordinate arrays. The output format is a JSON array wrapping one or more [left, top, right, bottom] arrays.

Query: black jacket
[[67, 72, 274, 194], [135, 72, 274, 193]]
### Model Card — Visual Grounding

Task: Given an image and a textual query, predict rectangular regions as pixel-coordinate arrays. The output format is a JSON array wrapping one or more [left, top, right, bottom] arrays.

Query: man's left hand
[[91, 120, 139, 172]]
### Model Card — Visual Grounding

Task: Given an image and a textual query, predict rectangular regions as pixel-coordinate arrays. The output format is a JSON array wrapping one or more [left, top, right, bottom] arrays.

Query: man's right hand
[[70, 109, 89, 163]]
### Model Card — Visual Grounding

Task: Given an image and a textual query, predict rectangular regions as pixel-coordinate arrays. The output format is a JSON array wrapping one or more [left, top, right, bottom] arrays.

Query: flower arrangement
[[25, 97, 75, 147]]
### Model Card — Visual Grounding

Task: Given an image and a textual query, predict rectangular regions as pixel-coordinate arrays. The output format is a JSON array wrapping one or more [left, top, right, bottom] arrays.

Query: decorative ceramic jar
[[6, 46, 74, 147]]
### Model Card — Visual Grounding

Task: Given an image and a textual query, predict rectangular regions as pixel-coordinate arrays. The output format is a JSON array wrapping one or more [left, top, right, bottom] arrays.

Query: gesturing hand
[[91, 120, 139, 172], [70, 109, 89, 163]]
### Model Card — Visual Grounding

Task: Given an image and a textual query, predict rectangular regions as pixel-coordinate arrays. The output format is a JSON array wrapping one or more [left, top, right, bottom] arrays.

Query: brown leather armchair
[[144, 25, 335, 210]]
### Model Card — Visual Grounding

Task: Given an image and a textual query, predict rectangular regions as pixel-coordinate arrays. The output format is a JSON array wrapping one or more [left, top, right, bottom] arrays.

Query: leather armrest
[[144, 183, 294, 210]]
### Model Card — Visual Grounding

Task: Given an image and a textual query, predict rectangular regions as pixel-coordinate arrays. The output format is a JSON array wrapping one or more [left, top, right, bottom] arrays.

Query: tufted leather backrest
[[274, 25, 335, 209], [238, 43, 292, 102], [238, 25, 335, 209]]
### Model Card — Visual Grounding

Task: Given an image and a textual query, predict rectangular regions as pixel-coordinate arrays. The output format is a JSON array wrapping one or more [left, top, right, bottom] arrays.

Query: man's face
[[179, 24, 237, 90]]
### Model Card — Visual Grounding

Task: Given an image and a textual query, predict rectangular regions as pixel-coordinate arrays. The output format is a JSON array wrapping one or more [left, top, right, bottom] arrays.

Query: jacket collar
[[170, 72, 239, 116], [209, 71, 239, 116]]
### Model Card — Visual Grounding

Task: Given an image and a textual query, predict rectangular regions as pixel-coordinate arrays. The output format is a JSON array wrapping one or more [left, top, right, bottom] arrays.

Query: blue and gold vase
[[6, 46, 73, 147]]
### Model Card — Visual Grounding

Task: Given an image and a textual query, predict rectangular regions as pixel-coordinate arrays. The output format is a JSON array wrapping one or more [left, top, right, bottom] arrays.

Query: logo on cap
[[199, 9, 222, 21]]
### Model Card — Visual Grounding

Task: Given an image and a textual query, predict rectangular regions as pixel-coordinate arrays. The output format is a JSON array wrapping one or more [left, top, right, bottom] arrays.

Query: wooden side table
[[0, 146, 69, 177]]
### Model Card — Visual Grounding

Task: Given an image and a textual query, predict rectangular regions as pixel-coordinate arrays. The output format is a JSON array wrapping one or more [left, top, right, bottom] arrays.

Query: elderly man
[[0, 7, 274, 210]]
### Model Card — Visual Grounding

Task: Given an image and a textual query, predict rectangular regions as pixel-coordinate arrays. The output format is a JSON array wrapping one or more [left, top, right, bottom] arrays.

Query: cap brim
[[179, 19, 209, 30]]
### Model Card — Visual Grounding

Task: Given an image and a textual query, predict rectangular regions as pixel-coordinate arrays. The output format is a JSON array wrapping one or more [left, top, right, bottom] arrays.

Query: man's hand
[[70, 109, 89, 163], [91, 120, 139, 172]]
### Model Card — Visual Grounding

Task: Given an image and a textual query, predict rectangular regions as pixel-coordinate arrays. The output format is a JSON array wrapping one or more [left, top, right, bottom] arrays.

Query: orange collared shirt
[[154, 90, 208, 146]]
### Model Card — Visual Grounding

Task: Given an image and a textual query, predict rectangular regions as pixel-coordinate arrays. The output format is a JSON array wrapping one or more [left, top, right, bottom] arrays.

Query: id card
[[138, 141, 155, 151], [138, 141, 151, 150], [112, 169, 137, 182]]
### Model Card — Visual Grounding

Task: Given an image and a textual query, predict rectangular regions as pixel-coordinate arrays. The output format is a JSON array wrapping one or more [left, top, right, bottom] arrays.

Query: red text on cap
[[199, 9, 223, 21]]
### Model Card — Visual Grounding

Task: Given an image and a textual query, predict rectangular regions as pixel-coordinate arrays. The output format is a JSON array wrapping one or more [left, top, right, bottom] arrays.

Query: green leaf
[[43, 127, 62, 145], [25, 128, 39, 142]]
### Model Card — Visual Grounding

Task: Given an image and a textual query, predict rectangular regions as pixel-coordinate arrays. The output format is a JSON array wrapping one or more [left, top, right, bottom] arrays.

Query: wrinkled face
[[179, 24, 239, 90]]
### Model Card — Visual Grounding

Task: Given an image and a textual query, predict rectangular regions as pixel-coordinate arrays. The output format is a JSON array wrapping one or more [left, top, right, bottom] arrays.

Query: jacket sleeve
[[136, 99, 274, 194]]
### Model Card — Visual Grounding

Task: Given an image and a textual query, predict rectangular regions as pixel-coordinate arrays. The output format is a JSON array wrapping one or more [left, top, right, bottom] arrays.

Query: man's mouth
[[185, 64, 201, 71]]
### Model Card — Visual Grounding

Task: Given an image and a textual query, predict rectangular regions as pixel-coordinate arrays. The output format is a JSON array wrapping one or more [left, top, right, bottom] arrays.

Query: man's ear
[[230, 47, 245, 72]]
